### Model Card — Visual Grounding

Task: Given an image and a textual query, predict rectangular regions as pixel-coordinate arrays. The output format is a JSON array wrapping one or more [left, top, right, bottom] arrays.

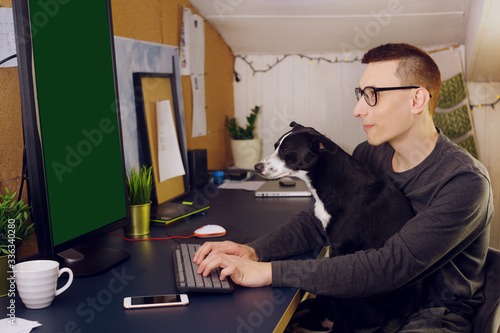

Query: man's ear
[[410, 88, 431, 115]]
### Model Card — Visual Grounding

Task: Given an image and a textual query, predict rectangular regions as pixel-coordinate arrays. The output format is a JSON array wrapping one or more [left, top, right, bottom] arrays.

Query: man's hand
[[193, 241, 259, 264], [196, 252, 272, 288], [193, 241, 271, 288]]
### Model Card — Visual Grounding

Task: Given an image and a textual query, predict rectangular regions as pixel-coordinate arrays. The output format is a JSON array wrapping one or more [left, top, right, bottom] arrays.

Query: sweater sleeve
[[270, 171, 492, 298], [247, 207, 329, 261]]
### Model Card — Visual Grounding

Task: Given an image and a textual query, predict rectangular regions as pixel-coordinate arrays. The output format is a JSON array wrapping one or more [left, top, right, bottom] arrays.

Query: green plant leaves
[[0, 188, 33, 255], [225, 105, 261, 140], [127, 165, 154, 205]]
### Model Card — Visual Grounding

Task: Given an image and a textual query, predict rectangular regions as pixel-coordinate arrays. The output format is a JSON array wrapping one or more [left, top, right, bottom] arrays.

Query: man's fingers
[[220, 265, 236, 281], [193, 242, 214, 263], [197, 252, 224, 276]]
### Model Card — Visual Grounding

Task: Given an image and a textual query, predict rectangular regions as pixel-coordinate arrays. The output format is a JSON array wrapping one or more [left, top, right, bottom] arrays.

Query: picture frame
[[133, 67, 190, 205]]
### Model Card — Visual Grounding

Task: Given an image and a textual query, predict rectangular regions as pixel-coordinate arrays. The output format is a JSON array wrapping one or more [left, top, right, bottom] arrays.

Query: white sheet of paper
[[179, 7, 191, 75], [156, 100, 186, 182], [0, 8, 17, 68], [179, 8, 205, 76], [0, 317, 42, 333], [189, 13, 205, 75], [191, 75, 207, 137]]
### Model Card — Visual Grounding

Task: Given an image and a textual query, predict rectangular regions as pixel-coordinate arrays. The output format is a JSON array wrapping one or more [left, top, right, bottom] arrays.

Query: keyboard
[[172, 243, 233, 293]]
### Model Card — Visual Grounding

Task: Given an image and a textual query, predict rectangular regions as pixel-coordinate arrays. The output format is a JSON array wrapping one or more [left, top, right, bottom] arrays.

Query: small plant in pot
[[0, 188, 34, 297], [225, 105, 262, 169], [125, 165, 153, 236]]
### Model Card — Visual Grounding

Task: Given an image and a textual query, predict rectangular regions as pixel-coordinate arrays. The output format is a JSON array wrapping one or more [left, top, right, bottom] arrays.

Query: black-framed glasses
[[355, 86, 430, 106]]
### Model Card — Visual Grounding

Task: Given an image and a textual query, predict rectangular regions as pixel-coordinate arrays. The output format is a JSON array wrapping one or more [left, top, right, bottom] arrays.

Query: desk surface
[[2, 187, 314, 333]]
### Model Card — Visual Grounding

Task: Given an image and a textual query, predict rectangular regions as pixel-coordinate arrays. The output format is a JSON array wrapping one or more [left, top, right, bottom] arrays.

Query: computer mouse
[[193, 224, 227, 238]]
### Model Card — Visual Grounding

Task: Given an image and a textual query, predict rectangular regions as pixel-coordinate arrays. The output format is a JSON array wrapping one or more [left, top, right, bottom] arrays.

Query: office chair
[[473, 247, 500, 333]]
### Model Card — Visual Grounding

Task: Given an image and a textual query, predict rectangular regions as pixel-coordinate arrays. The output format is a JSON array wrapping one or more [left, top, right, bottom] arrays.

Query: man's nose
[[353, 99, 368, 118]]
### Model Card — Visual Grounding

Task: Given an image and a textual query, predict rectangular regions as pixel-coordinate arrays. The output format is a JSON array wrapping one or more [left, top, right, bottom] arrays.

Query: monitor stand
[[58, 247, 130, 277]]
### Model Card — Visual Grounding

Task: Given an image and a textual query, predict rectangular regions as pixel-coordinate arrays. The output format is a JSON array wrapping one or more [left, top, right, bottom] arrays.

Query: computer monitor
[[13, 0, 130, 276]]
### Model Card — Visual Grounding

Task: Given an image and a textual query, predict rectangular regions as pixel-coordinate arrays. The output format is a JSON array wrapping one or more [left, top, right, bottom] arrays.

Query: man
[[194, 43, 493, 331]]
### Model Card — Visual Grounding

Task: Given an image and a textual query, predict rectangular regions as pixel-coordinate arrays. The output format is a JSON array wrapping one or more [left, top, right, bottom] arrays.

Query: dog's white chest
[[308, 185, 331, 229], [314, 200, 331, 229], [296, 176, 331, 229]]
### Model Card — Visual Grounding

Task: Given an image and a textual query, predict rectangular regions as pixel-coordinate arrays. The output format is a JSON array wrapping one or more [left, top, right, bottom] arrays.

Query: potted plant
[[0, 188, 34, 297], [225, 105, 262, 169], [124, 165, 153, 236]]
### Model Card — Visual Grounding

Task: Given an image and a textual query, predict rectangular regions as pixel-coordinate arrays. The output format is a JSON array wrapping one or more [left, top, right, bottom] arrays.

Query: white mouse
[[193, 224, 227, 238]]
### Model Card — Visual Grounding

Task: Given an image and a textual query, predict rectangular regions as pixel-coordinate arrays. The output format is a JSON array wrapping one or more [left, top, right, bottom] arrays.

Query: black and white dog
[[254, 122, 423, 333]]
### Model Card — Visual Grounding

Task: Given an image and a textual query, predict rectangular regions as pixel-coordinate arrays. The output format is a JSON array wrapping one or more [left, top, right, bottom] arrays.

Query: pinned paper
[[191, 75, 207, 137], [179, 7, 206, 137], [156, 100, 186, 182], [179, 8, 191, 76], [179, 7, 205, 76], [0, 8, 17, 67]]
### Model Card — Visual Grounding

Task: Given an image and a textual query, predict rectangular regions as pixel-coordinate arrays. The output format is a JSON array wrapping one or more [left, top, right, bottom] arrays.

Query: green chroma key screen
[[28, 0, 128, 246]]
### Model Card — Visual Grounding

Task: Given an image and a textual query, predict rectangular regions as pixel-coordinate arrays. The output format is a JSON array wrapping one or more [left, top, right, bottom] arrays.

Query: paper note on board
[[179, 7, 205, 76], [191, 74, 207, 137], [0, 8, 17, 67], [157, 100, 186, 182]]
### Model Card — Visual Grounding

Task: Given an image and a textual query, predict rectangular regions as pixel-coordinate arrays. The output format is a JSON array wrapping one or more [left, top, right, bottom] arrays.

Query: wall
[[233, 53, 366, 158], [110, 0, 234, 170], [465, 0, 500, 82], [0, 0, 235, 258]]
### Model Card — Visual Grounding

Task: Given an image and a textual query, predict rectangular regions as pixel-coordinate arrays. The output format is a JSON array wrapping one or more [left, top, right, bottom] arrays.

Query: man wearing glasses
[[195, 43, 493, 332]]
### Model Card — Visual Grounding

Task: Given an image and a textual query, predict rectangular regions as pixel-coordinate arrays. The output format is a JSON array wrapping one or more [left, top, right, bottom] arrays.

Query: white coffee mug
[[14, 260, 73, 309]]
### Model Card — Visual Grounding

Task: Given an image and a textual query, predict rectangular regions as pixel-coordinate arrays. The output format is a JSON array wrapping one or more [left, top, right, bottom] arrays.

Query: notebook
[[254, 178, 312, 197]]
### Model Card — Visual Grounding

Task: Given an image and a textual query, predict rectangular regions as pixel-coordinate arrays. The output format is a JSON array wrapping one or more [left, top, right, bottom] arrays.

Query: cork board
[[133, 72, 189, 204]]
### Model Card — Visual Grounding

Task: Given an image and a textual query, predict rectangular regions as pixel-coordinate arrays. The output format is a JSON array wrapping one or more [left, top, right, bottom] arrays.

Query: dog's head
[[254, 121, 338, 179]]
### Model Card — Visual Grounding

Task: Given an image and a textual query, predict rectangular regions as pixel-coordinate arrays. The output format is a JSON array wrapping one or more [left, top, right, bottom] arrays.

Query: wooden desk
[[2, 188, 314, 332]]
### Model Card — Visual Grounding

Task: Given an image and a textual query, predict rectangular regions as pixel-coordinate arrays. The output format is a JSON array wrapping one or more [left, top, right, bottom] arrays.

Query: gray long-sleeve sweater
[[248, 130, 494, 319]]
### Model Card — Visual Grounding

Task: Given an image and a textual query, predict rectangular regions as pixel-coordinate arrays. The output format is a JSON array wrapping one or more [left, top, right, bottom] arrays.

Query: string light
[[470, 95, 500, 111], [233, 53, 360, 81], [232, 53, 499, 115]]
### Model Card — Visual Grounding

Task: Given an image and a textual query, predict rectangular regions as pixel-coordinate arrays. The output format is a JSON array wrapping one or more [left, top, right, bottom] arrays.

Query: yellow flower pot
[[0, 255, 9, 297], [124, 202, 151, 236]]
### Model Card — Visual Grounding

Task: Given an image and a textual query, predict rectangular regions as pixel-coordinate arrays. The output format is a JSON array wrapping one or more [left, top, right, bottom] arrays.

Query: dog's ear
[[317, 136, 338, 153], [290, 121, 304, 129], [317, 140, 338, 153], [306, 130, 338, 154]]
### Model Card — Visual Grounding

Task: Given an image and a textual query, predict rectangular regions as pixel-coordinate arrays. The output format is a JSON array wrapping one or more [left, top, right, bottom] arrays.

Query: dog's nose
[[254, 162, 264, 174]]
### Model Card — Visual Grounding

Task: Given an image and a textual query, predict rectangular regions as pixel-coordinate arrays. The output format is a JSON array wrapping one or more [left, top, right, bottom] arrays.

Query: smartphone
[[123, 294, 189, 309]]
